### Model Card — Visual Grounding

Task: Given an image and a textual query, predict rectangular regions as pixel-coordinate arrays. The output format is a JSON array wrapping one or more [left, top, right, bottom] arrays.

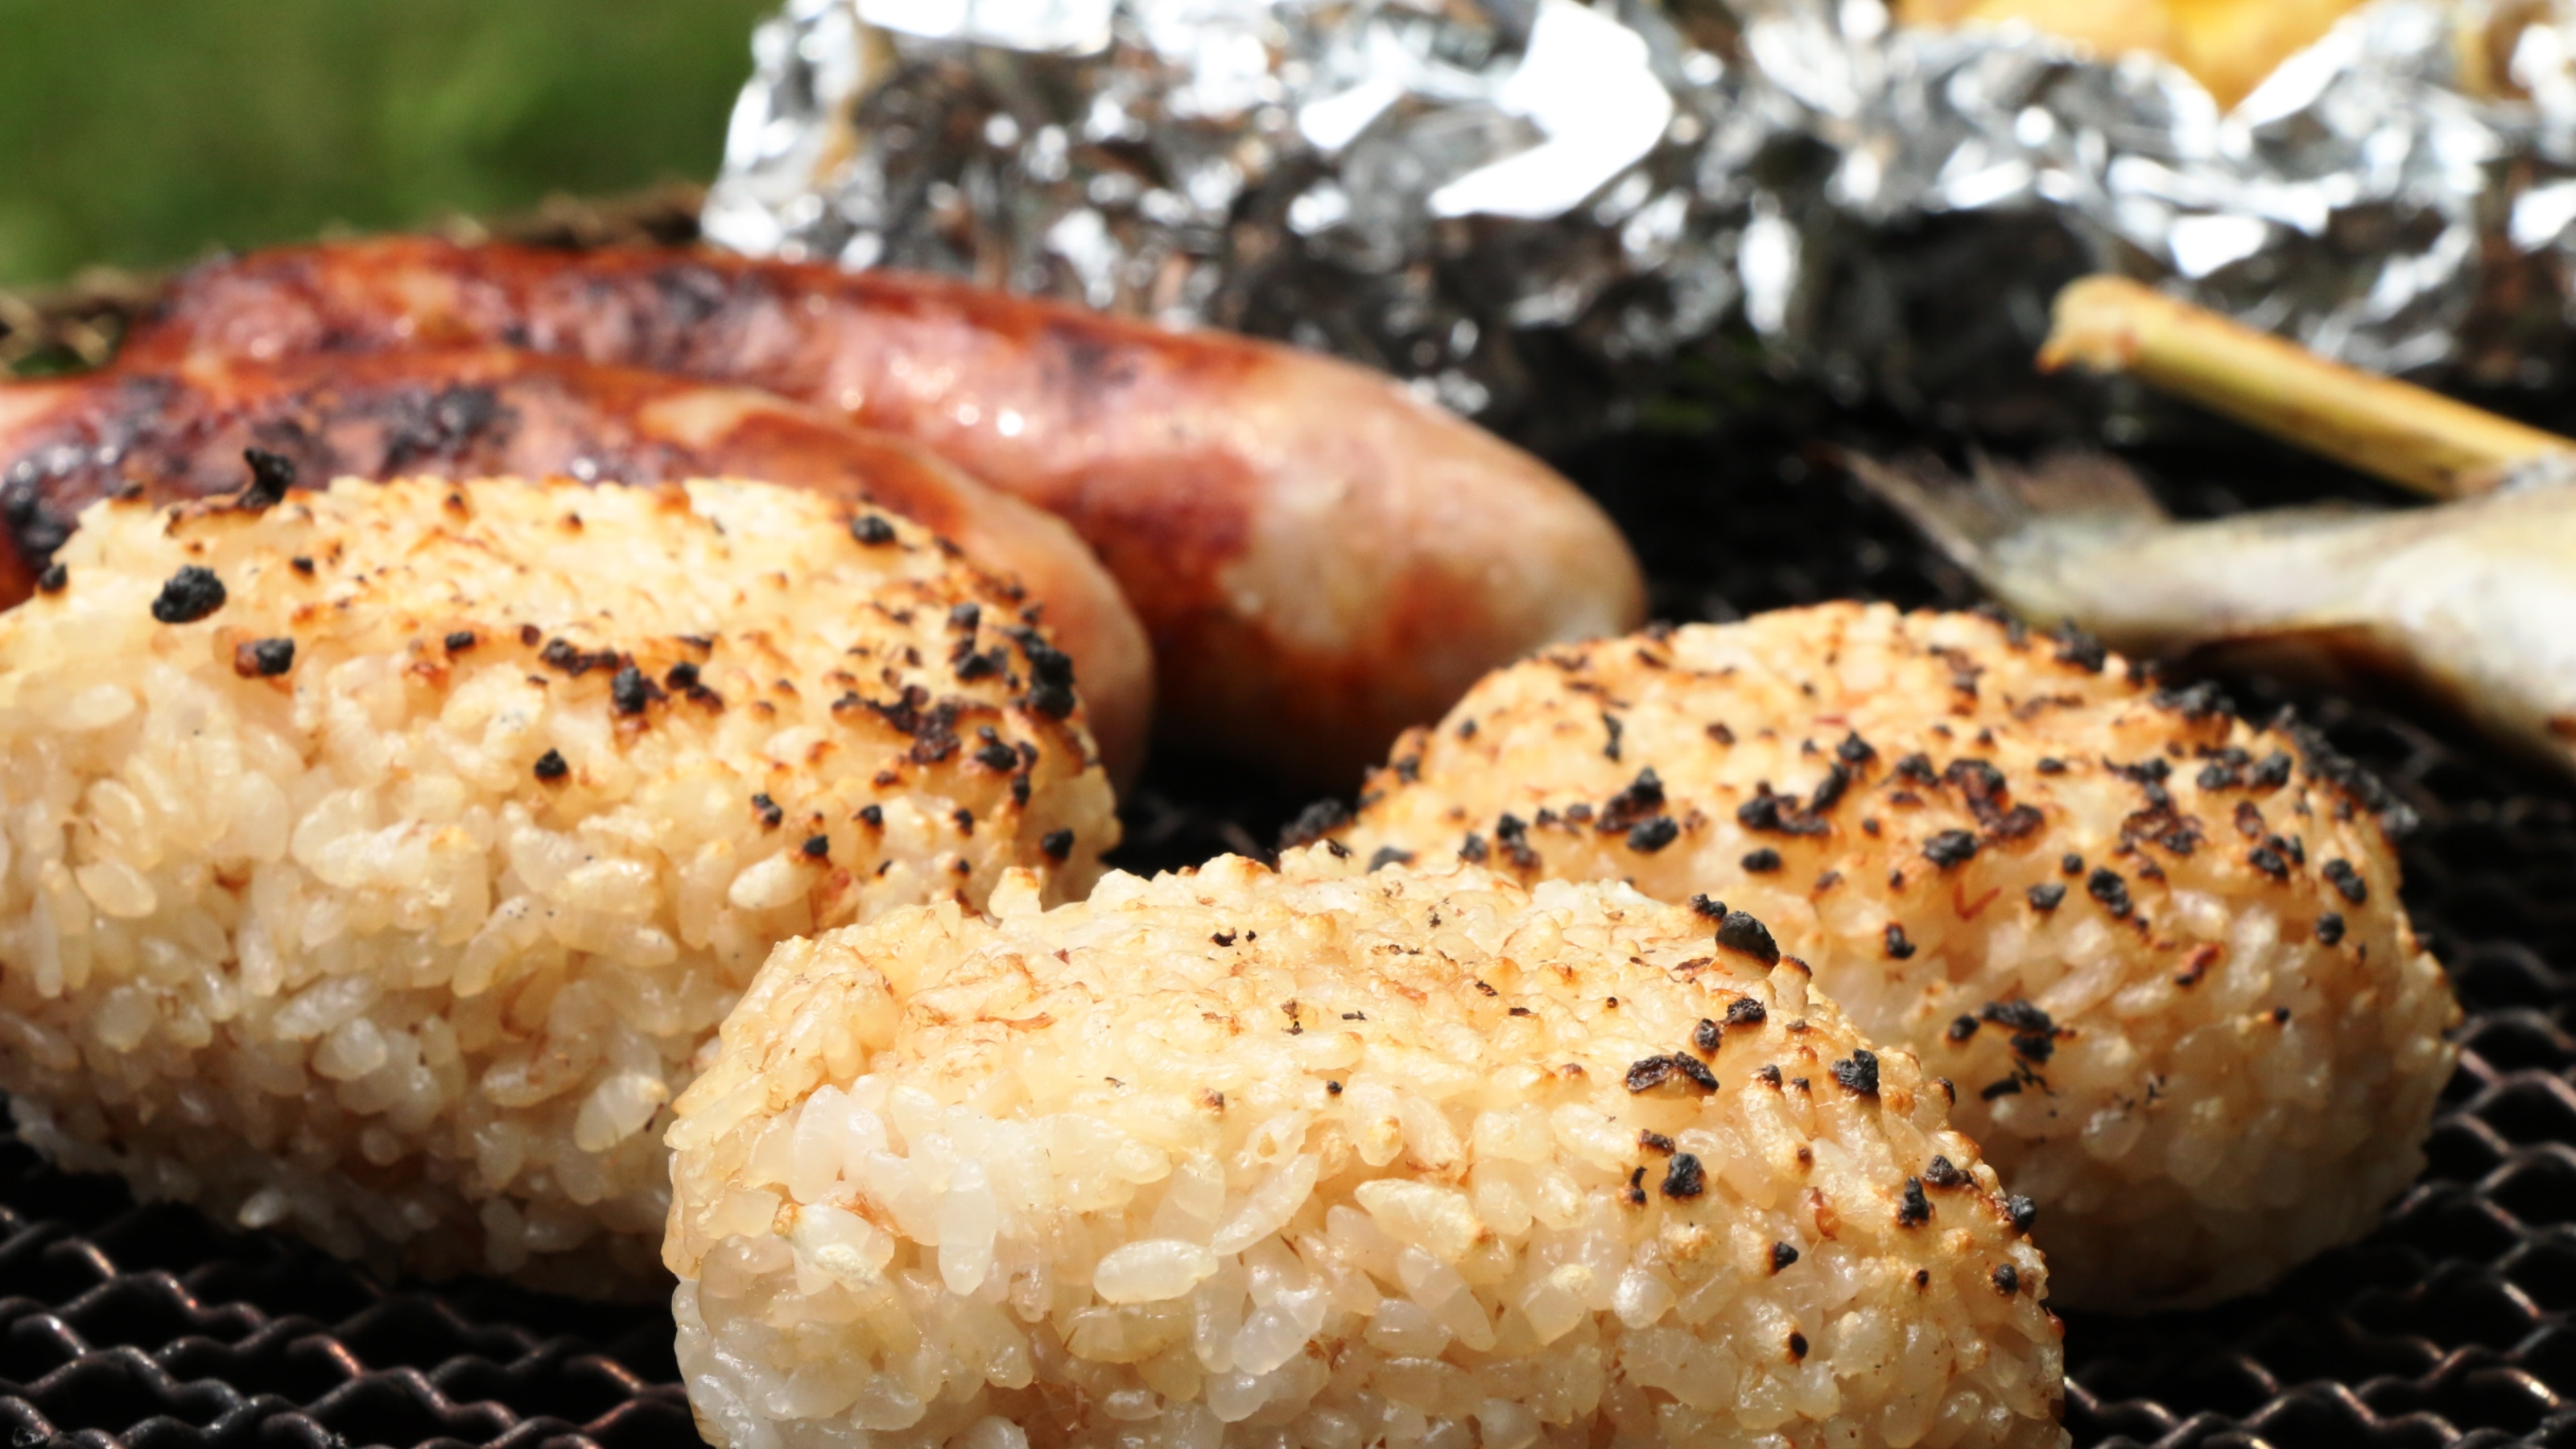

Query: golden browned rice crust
[[0, 476, 1117, 1290], [668, 849, 2065, 1449], [1340, 603, 2456, 1311]]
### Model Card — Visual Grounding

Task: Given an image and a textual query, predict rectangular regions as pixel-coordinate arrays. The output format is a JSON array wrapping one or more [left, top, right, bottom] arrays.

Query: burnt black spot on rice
[[240, 447, 296, 509], [1626, 816, 1680, 852], [1279, 799, 1352, 851], [1715, 911, 1779, 965], [1660, 1153, 1706, 1199], [2087, 867, 2132, 918], [1831, 1050, 1880, 1097], [233, 638, 295, 678], [151, 566, 226, 624], [611, 664, 662, 715]]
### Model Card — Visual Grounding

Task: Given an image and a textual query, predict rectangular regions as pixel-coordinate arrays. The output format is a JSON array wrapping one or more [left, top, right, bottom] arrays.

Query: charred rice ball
[[666, 849, 2065, 1449], [1337, 603, 2457, 1311], [0, 476, 1116, 1290]]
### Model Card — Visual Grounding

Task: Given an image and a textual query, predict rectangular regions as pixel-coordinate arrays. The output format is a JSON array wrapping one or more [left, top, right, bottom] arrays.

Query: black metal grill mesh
[[2, 390, 2573, 1448]]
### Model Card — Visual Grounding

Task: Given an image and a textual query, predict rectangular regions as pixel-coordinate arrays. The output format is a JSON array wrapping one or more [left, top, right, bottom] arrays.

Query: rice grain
[[1337, 603, 2458, 1310], [667, 849, 2066, 1449], [0, 476, 1117, 1290]]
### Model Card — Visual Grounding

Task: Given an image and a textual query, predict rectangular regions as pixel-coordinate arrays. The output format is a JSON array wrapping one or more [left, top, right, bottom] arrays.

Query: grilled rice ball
[[0, 476, 1116, 1290], [666, 848, 2066, 1449], [1335, 603, 2458, 1311]]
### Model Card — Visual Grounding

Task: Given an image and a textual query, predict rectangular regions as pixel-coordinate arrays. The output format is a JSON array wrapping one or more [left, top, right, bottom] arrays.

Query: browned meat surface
[[0, 348, 1151, 782], [120, 238, 1645, 782]]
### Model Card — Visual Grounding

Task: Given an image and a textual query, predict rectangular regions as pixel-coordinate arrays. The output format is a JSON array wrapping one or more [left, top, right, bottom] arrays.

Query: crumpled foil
[[703, 0, 2576, 438]]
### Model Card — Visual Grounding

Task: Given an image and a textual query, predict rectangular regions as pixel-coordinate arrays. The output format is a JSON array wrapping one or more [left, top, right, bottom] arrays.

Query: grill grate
[[1, 380, 2571, 1447]]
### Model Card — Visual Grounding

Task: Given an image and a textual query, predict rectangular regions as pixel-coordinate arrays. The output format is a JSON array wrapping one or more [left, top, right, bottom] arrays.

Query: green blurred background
[[0, 0, 772, 290]]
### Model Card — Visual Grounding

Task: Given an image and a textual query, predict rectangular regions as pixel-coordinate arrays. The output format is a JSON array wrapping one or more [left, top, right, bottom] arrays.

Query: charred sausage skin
[[121, 238, 1646, 782], [0, 348, 1151, 782]]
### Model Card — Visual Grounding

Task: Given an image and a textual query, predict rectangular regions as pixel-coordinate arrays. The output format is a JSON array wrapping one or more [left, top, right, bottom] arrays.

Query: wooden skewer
[[2038, 275, 2576, 499]]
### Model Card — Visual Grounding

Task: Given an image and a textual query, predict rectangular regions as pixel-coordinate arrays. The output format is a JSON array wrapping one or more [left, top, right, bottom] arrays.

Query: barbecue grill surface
[[1, 391, 2570, 1449]]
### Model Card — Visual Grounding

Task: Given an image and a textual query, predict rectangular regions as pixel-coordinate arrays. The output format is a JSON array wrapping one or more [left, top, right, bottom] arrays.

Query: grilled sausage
[[0, 347, 1152, 782], [120, 237, 1647, 782]]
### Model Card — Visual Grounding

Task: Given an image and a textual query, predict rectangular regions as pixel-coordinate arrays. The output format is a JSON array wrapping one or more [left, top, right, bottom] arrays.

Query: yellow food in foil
[[1897, 0, 2372, 107]]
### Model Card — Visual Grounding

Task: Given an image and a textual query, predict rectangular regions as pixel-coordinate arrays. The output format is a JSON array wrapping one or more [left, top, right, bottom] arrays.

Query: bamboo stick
[[2038, 275, 2576, 498]]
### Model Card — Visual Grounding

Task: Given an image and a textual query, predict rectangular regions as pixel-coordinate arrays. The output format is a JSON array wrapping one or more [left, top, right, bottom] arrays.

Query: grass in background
[[0, 0, 774, 288]]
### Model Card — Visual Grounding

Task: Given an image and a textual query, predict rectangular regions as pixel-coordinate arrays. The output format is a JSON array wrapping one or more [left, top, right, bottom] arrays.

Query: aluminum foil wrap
[[703, 0, 2576, 436]]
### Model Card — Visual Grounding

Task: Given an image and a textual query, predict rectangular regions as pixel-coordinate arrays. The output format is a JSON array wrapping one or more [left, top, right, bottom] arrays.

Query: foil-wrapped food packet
[[704, 0, 2576, 438]]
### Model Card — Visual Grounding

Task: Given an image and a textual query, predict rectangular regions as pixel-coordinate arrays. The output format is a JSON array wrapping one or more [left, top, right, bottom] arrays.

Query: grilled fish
[[1849, 448, 2576, 776]]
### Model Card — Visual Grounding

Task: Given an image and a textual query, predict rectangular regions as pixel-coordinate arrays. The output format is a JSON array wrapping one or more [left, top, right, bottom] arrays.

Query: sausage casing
[[122, 238, 1646, 782]]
